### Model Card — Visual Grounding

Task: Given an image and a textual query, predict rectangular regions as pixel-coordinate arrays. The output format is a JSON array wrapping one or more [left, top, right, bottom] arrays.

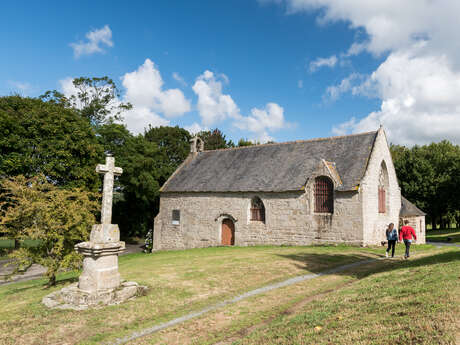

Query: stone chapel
[[153, 126, 425, 250]]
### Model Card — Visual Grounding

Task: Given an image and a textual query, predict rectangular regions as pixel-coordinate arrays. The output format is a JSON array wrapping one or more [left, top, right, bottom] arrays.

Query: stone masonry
[[360, 127, 401, 245], [43, 155, 146, 310], [154, 127, 419, 250]]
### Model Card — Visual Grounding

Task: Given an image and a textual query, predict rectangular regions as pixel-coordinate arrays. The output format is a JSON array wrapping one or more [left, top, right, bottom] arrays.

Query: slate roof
[[161, 131, 378, 193], [400, 196, 426, 217]]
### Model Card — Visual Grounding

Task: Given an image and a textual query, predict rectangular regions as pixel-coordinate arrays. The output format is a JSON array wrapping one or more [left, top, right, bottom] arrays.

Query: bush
[[0, 175, 99, 286]]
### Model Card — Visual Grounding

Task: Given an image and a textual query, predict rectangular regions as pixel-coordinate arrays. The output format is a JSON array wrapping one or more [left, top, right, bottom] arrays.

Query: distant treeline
[[391, 142, 460, 230]]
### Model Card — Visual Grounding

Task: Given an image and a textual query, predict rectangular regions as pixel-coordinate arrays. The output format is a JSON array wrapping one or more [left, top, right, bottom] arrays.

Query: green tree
[[0, 175, 98, 286], [97, 123, 167, 237], [144, 125, 191, 173], [41, 76, 132, 127], [0, 95, 103, 190], [391, 141, 460, 229], [238, 138, 254, 147], [198, 128, 235, 150]]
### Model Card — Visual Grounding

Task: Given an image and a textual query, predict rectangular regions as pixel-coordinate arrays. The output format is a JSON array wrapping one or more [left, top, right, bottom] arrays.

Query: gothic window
[[172, 209, 180, 225], [314, 176, 334, 213], [250, 197, 265, 222], [378, 162, 389, 214]]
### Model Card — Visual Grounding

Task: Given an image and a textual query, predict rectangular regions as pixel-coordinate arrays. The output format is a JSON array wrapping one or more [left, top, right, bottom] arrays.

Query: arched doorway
[[221, 219, 235, 245]]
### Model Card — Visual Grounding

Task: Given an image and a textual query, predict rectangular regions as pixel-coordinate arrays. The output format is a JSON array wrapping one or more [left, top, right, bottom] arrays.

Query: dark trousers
[[386, 240, 396, 257], [404, 239, 411, 258]]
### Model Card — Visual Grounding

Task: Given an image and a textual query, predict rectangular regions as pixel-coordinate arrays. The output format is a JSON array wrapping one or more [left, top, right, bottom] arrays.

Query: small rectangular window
[[172, 210, 180, 225]]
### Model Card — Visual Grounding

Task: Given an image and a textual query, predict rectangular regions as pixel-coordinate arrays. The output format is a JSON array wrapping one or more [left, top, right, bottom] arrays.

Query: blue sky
[[2, 0, 460, 145]]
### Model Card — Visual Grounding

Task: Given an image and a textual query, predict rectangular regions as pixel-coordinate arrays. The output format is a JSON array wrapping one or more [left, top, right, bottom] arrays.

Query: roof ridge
[[202, 130, 379, 153]]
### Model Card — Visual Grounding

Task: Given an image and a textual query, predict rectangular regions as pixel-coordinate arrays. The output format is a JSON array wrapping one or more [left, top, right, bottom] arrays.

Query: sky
[[1, 0, 459, 145]]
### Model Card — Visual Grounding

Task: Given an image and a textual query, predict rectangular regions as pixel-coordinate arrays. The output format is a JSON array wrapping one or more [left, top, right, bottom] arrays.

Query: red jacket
[[399, 225, 417, 241]]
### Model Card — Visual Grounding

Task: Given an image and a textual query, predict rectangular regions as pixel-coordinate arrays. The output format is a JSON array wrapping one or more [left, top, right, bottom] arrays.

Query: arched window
[[378, 162, 389, 214], [314, 176, 334, 213], [250, 197, 265, 222]]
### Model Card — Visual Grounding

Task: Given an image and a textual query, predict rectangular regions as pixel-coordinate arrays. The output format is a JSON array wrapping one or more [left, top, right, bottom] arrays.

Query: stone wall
[[400, 216, 426, 244], [153, 188, 364, 250], [360, 128, 402, 245]]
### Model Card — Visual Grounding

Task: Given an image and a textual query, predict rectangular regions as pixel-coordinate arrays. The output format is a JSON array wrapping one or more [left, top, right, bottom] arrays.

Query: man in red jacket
[[399, 220, 417, 259]]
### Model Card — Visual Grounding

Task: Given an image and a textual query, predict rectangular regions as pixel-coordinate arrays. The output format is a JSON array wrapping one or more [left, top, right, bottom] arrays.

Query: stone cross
[[96, 155, 123, 225]]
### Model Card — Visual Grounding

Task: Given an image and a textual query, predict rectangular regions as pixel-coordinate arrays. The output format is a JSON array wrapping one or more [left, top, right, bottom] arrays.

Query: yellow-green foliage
[[0, 174, 99, 285]]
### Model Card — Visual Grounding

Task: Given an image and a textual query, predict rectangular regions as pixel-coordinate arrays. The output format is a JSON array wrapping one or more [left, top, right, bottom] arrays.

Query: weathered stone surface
[[400, 216, 426, 244], [96, 155, 123, 225], [76, 243, 124, 293], [42, 282, 147, 310], [89, 224, 121, 243]]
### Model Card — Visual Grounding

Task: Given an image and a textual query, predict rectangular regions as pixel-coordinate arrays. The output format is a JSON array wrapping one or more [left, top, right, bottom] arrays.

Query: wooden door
[[221, 219, 235, 245]]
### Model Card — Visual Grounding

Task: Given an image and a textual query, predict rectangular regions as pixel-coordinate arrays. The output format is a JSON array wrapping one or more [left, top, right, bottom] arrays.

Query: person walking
[[399, 220, 417, 259], [385, 223, 397, 258]]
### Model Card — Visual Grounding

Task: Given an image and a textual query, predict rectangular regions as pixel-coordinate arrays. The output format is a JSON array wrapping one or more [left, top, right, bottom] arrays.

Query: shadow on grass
[[277, 249, 460, 280], [0, 275, 78, 296]]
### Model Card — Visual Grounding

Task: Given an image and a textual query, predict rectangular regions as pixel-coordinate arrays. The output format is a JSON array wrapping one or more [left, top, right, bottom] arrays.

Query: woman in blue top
[[385, 223, 398, 258]]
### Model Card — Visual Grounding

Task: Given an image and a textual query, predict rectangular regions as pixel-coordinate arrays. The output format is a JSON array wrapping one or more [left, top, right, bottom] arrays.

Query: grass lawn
[[0, 244, 457, 345], [426, 228, 460, 244]]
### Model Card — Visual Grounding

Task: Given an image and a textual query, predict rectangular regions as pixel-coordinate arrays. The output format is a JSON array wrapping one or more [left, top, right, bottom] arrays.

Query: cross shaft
[[96, 156, 123, 224]]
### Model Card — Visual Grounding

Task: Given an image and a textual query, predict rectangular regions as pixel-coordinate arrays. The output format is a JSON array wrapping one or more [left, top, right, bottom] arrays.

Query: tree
[[198, 128, 235, 150], [144, 125, 191, 174], [41, 77, 132, 127], [391, 141, 460, 229], [0, 175, 98, 286], [97, 123, 167, 237], [0, 95, 103, 190], [238, 138, 254, 147]]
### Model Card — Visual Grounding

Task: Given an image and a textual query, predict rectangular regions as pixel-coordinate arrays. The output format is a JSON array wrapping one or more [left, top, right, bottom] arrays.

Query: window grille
[[314, 176, 333, 213], [250, 197, 265, 222], [378, 187, 386, 213], [172, 209, 180, 225]]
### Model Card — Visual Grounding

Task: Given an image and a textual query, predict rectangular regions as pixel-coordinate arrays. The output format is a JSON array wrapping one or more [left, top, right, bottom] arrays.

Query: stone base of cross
[[75, 224, 125, 293]]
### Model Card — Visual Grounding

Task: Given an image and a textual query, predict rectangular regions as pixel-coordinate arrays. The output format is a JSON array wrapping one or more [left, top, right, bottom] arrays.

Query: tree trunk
[[431, 215, 437, 230]]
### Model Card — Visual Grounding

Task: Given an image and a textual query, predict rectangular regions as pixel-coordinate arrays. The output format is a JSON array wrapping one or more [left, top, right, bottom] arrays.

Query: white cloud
[[333, 49, 460, 145], [185, 122, 207, 135], [324, 73, 363, 101], [192, 70, 240, 126], [172, 72, 187, 87], [297, 80, 303, 88], [60, 59, 190, 134], [8, 81, 32, 94], [70, 25, 113, 58], [192, 70, 291, 142], [122, 107, 169, 135], [233, 103, 290, 143], [120, 59, 190, 133], [273, 0, 460, 144], [122, 59, 191, 119], [309, 55, 337, 72]]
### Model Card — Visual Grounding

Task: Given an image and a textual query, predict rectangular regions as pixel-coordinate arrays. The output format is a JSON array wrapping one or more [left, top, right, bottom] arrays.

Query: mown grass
[[0, 244, 445, 345], [218, 249, 460, 345], [426, 228, 460, 244]]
